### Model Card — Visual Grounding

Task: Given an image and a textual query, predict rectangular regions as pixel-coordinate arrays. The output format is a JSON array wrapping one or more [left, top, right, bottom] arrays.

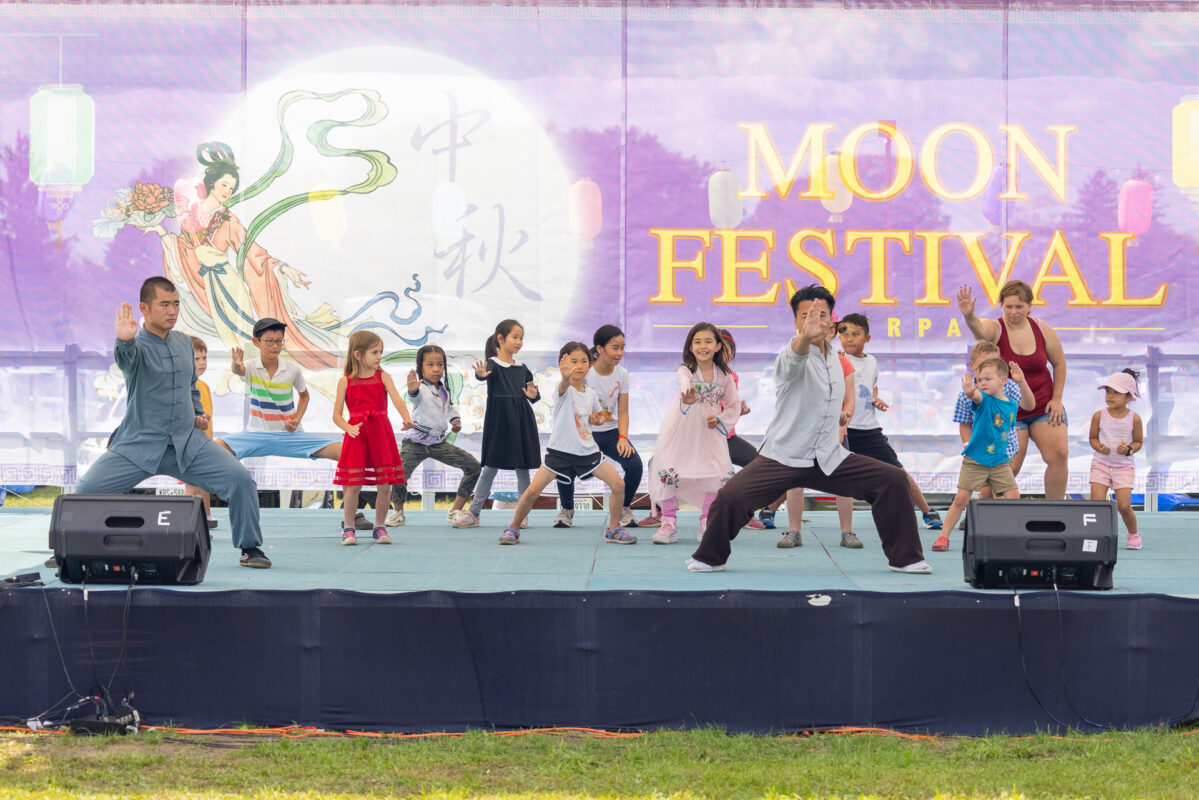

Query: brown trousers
[[692, 453, 925, 568]]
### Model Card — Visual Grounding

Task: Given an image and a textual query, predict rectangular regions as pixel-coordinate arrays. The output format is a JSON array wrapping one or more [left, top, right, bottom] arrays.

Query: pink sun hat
[[1098, 371, 1139, 399]]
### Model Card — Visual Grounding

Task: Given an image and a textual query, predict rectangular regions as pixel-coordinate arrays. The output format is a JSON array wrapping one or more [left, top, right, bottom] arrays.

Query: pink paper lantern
[[569, 179, 602, 241], [1117, 177, 1153, 238]]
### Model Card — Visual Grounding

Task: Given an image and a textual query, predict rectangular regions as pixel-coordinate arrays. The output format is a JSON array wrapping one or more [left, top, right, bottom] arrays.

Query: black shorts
[[544, 448, 605, 484], [845, 427, 903, 468]]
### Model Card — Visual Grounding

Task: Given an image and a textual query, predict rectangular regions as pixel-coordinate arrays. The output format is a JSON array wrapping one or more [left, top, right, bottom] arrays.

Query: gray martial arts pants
[[75, 442, 263, 550]]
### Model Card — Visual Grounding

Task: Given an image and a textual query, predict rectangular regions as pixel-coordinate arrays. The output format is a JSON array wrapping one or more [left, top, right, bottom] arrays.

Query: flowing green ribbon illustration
[[229, 88, 397, 278]]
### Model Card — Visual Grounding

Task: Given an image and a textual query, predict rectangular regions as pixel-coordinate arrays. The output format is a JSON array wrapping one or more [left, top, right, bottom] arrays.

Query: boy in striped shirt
[[216, 318, 341, 464]]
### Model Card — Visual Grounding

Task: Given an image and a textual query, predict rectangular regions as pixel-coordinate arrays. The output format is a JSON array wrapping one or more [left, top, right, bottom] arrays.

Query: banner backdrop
[[1, 1, 1197, 493]]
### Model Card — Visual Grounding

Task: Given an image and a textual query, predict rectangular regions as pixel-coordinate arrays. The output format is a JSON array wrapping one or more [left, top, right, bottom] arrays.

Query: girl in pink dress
[[649, 323, 742, 544], [332, 331, 414, 546]]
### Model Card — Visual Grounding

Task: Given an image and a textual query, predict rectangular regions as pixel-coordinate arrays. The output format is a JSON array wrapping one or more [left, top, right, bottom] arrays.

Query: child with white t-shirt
[[553, 325, 644, 529], [216, 317, 342, 463], [833, 314, 943, 546], [497, 342, 635, 545]]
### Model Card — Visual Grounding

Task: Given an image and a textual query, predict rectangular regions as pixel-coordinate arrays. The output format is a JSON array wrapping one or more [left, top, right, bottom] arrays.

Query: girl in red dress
[[333, 331, 414, 546]]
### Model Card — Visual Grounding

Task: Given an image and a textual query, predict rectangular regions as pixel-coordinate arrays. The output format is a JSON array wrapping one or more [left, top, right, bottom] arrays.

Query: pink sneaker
[[1126, 533, 1143, 550], [745, 518, 766, 530]]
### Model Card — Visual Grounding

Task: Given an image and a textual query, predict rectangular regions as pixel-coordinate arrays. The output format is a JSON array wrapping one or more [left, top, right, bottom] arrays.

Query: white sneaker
[[685, 557, 726, 573], [553, 509, 574, 528], [385, 509, 405, 527], [453, 512, 480, 528], [697, 516, 707, 542], [618, 507, 637, 527], [888, 560, 933, 574], [446, 509, 463, 524], [652, 529, 678, 545], [519, 515, 529, 529]]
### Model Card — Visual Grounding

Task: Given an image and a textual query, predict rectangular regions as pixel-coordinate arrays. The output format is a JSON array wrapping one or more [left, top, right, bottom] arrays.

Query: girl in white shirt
[[498, 342, 636, 545]]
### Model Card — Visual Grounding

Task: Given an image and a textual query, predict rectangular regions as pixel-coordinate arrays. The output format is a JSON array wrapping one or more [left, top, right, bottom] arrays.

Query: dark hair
[[415, 344, 448, 382], [591, 324, 624, 359], [189, 336, 207, 353], [681, 322, 730, 375], [197, 141, 240, 196], [559, 341, 593, 362], [717, 328, 736, 362], [789, 283, 836, 315], [140, 276, 177, 305], [838, 313, 870, 336], [253, 322, 286, 338], [1122, 368, 1141, 384], [485, 319, 523, 360]]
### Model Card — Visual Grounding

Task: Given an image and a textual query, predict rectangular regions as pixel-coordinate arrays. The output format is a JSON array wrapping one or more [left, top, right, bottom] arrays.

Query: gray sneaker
[[618, 507, 638, 527], [840, 530, 863, 548], [353, 511, 372, 531], [776, 529, 802, 548], [553, 508, 574, 528]]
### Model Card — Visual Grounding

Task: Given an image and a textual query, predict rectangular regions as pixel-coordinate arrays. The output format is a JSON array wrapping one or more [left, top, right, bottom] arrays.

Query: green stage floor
[[1, 508, 1194, 595]]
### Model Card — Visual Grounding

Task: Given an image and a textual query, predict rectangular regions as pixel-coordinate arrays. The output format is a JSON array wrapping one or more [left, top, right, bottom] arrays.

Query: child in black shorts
[[834, 314, 942, 547]]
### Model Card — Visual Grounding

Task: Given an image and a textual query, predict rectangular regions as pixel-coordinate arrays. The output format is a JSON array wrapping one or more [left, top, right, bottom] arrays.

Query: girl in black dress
[[454, 319, 542, 527]]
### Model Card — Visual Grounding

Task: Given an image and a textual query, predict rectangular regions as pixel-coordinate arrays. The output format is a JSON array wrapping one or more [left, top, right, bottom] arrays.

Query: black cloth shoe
[[239, 547, 272, 569], [207, 518, 219, 529], [353, 512, 372, 531]]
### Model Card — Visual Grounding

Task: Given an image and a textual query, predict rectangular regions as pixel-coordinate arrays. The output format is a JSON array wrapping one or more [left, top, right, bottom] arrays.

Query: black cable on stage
[[1051, 575, 1112, 730], [39, 585, 81, 697], [104, 568, 137, 701], [1007, 578, 1073, 730]]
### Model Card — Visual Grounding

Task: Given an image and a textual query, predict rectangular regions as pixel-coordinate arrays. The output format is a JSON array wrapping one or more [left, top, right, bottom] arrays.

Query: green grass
[[2, 726, 1197, 799]]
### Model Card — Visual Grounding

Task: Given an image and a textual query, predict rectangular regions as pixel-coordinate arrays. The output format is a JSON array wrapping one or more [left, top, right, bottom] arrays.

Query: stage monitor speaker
[[49, 494, 211, 585], [963, 499, 1118, 590]]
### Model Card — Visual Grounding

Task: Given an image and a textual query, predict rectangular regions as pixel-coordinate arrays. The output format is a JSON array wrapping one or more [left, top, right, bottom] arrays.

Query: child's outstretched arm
[[1088, 410, 1108, 454], [676, 366, 698, 405], [709, 372, 741, 434], [381, 371, 415, 429], [332, 376, 361, 438], [1007, 361, 1036, 412], [962, 372, 982, 405]]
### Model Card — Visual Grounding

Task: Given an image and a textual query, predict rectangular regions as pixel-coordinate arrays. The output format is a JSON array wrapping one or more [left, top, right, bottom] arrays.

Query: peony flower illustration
[[130, 182, 171, 214]]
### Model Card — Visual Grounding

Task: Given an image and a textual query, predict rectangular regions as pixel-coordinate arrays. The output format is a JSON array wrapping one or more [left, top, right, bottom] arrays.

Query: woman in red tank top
[[956, 280, 1069, 500]]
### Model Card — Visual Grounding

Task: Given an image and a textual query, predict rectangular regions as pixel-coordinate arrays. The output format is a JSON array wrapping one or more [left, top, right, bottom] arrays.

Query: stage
[[2, 507, 1198, 735]]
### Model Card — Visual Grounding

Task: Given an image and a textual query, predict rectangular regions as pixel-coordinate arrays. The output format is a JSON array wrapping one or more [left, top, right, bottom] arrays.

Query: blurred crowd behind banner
[[2, 1, 1198, 496]]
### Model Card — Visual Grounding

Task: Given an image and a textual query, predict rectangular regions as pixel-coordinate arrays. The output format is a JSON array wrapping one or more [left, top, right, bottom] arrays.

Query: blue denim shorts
[[1013, 409, 1067, 431]]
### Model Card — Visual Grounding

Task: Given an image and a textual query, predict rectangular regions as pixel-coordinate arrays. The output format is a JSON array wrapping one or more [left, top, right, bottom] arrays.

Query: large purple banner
[[1, 1, 1196, 494]]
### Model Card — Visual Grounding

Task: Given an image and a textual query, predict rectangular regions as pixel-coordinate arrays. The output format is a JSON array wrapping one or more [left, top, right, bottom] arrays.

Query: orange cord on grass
[[3, 723, 1195, 740]]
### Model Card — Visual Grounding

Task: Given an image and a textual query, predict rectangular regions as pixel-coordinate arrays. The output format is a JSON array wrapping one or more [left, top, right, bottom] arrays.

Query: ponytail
[[485, 319, 523, 361]]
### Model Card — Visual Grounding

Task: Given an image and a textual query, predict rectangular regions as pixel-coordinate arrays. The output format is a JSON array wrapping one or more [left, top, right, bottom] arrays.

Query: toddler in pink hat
[[1088, 369, 1143, 549]]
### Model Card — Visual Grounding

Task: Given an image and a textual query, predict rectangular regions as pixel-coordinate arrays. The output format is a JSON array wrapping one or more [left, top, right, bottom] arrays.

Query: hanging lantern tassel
[[708, 169, 742, 229], [820, 154, 853, 224], [569, 178, 602, 250], [1117, 176, 1153, 245]]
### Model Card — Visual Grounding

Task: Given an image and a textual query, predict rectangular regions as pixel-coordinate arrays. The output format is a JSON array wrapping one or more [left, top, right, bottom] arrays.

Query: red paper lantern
[[569, 179, 602, 242], [1117, 177, 1153, 238]]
